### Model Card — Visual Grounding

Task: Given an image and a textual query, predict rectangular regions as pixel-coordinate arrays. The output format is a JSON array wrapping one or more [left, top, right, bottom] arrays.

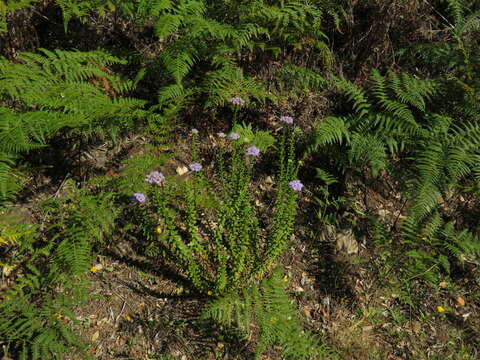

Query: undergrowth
[[0, 0, 479, 358]]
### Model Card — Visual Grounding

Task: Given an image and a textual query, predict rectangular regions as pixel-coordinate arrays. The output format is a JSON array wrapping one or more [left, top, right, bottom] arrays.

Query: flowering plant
[[137, 125, 302, 295]]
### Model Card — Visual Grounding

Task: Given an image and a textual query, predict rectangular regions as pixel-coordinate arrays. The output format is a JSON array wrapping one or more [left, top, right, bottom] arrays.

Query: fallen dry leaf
[[301, 306, 313, 319], [455, 297, 465, 307], [176, 166, 188, 175], [91, 331, 100, 342], [439, 281, 448, 288], [335, 229, 359, 255]]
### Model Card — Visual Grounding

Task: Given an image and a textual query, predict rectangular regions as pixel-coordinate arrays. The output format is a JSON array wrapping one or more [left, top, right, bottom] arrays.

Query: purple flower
[[288, 180, 304, 191], [230, 96, 245, 106], [132, 192, 146, 203], [230, 132, 240, 140], [279, 115, 294, 124], [189, 163, 203, 172], [246, 146, 260, 156], [217, 132, 227, 138], [191, 128, 199, 134], [145, 171, 165, 185]]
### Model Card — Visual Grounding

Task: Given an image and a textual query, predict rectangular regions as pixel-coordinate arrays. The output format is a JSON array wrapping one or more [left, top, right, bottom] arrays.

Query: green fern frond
[[348, 133, 386, 177], [444, 0, 465, 26], [456, 11, 480, 34], [0, 152, 20, 202], [155, 13, 182, 38], [160, 44, 198, 84], [311, 116, 350, 149], [203, 269, 338, 359], [276, 64, 329, 92], [330, 76, 371, 117]]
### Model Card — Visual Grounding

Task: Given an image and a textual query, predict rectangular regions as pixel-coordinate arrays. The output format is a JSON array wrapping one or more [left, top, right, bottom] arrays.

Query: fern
[[0, 48, 152, 203], [0, 190, 118, 359], [202, 269, 338, 359], [406, 114, 480, 223], [274, 64, 330, 98], [444, 0, 465, 26], [310, 116, 350, 151], [401, 214, 480, 284], [0, 152, 20, 202], [50, 191, 118, 280], [147, 0, 340, 111], [308, 70, 440, 177], [348, 133, 386, 177]]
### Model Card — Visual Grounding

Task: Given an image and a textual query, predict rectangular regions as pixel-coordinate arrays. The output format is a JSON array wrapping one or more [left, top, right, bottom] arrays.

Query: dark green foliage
[[202, 269, 338, 359], [50, 191, 119, 281], [1, 0, 480, 357], [308, 66, 480, 283], [0, 266, 88, 360], [403, 0, 480, 85], [0, 191, 118, 359], [402, 216, 480, 283], [148, 0, 343, 111], [0, 48, 157, 203], [309, 69, 438, 171]]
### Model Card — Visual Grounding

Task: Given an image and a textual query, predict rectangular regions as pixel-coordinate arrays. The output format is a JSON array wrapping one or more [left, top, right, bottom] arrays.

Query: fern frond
[[203, 269, 338, 359], [311, 116, 350, 149], [348, 133, 386, 177], [0, 152, 20, 202], [445, 0, 465, 26], [330, 76, 371, 118]]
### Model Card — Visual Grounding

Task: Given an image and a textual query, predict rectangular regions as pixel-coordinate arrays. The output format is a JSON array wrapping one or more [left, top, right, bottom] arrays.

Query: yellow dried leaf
[[91, 331, 100, 342], [176, 166, 188, 175]]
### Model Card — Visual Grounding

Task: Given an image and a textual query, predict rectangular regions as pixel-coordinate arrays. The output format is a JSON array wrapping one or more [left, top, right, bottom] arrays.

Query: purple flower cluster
[[145, 170, 165, 185], [279, 115, 294, 124], [132, 192, 146, 203], [288, 180, 304, 191], [230, 96, 245, 106], [246, 146, 260, 156], [230, 132, 240, 140], [189, 163, 203, 172], [217, 132, 227, 138]]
